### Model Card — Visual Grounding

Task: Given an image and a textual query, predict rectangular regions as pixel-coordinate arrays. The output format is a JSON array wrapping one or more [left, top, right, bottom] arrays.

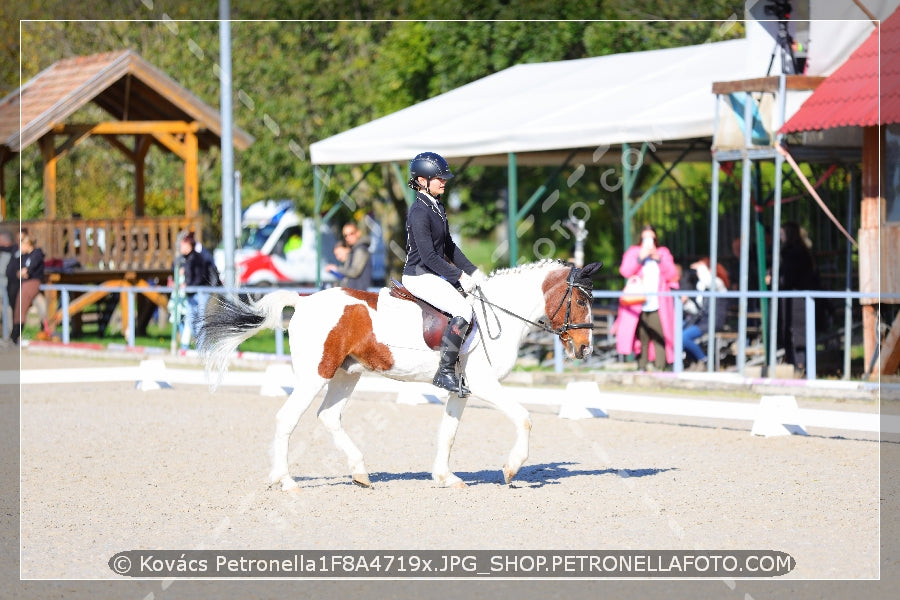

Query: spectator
[[776, 221, 819, 369], [726, 235, 761, 293], [325, 221, 373, 290], [10, 232, 45, 345], [0, 231, 14, 340], [681, 257, 731, 370], [613, 224, 678, 371], [177, 231, 221, 351]]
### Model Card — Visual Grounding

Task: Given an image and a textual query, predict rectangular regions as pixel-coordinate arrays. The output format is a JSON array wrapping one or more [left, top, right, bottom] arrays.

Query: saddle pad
[[384, 281, 478, 352]]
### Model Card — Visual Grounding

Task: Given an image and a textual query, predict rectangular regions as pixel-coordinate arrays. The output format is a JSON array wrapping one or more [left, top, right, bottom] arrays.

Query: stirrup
[[456, 373, 471, 398], [433, 370, 470, 397]]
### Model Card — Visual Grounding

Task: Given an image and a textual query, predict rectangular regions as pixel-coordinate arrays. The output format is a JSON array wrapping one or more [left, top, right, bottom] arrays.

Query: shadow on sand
[[287, 461, 676, 489]]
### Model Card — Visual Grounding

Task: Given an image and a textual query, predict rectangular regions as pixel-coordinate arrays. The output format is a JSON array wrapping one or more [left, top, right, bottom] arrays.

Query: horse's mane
[[487, 259, 569, 280]]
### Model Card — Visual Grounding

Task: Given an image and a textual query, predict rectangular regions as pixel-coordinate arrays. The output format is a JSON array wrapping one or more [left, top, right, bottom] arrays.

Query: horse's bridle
[[470, 265, 594, 340], [547, 267, 595, 337]]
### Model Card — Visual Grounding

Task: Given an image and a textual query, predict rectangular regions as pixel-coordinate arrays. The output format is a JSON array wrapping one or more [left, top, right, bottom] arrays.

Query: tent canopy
[[310, 8, 889, 168], [311, 38, 769, 166], [311, 36, 807, 167]]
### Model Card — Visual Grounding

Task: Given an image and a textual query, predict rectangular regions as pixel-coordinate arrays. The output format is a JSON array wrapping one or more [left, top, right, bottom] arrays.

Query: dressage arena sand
[[6, 350, 900, 599]]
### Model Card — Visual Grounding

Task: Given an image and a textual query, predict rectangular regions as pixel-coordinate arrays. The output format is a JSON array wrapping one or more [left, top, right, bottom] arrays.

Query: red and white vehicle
[[215, 200, 339, 287]]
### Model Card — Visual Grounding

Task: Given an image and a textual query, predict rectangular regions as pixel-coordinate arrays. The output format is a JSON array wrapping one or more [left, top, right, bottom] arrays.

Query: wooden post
[[183, 131, 199, 218], [39, 135, 58, 218], [134, 135, 152, 216], [859, 125, 882, 375]]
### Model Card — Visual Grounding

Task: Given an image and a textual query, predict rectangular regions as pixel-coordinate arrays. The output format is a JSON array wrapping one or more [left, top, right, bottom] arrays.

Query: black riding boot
[[433, 316, 470, 397]]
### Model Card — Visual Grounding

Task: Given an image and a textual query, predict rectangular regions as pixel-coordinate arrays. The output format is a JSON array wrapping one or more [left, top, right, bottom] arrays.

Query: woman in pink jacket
[[613, 224, 678, 370]]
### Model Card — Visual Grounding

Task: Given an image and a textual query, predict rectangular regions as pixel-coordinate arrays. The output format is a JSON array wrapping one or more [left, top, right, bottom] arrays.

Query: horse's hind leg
[[432, 394, 469, 489], [316, 368, 370, 487], [269, 377, 326, 491]]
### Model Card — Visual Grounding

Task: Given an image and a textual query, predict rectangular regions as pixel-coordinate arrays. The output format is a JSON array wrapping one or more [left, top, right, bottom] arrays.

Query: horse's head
[[541, 262, 603, 360]]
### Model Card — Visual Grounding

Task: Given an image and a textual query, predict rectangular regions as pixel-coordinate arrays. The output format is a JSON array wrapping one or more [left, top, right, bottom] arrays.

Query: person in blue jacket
[[401, 152, 485, 396]]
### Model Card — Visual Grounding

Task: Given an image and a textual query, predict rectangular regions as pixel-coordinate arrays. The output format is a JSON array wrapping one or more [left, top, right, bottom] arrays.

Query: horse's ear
[[579, 262, 604, 280]]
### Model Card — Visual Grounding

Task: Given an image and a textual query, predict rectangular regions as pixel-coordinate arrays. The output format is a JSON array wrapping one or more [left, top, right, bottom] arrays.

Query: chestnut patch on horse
[[342, 288, 378, 309], [318, 303, 394, 378], [541, 269, 570, 327]]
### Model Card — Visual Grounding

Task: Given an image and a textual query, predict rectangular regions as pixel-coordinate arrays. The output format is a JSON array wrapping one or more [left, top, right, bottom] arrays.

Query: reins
[[468, 266, 594, 364]]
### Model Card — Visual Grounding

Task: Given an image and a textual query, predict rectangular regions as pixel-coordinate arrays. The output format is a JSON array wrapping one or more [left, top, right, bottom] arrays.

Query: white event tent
[[310, 8, 879, 168], [312, 37, 785, 167]]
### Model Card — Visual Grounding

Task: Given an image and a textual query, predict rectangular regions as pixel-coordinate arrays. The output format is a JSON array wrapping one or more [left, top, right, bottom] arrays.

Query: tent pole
[[737, 95, 754, 374], [707, 95, 721, 371], [391, 162, 415, 207], [708, 158, 721, 370], [621, 142, 630, 250], [769, 153, 785, 375], [752, 161, 770, 360], [769, 73, 787, 376], [313, 165, 332, 289], [515, 149, 577, 220], [621, 142, 647, 251], [507, 152, 518, 266]]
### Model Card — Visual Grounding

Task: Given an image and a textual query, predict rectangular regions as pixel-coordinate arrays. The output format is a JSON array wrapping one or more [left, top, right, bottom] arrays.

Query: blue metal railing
[[18, 283, 885, 381]]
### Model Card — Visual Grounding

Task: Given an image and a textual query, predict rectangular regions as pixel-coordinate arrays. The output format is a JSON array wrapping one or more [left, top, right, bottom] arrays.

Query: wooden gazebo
[[0, 49, 254, 271], [0, 50, 254, 338]]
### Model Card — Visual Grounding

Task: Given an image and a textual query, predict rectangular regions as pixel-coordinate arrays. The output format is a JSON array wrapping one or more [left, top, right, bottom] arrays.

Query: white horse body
[[197, 259, 599, 490]]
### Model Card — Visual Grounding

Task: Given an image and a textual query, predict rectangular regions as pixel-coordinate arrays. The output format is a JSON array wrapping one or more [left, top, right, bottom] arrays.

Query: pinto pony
[[196, 259, 602, 490]]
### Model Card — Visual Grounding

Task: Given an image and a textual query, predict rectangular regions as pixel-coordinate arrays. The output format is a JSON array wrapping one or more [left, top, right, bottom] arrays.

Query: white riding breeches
[[401, 273, 473, 321]]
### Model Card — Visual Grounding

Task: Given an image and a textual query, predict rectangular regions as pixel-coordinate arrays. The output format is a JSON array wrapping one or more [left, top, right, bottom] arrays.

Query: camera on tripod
[[763, 0, 806, 74]]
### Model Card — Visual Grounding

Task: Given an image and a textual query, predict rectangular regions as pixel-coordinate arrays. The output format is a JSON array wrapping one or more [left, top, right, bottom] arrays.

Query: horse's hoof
[[271, 480, 301, 493], [502, 465, 516, 485], [352, 474, 373, 488], [433, 474, 466, 488]]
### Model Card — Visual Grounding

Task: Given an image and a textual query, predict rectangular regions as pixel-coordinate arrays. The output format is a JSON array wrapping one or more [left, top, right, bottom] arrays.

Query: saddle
[[388, 279, 455, 350]]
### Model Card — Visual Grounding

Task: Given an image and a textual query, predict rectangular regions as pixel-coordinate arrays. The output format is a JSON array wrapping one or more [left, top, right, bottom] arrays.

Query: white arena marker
[[751, 395, 808, 437], [559, 381, 608, 420], [260, 363, 293, 397], [136, 359, 170, 391]]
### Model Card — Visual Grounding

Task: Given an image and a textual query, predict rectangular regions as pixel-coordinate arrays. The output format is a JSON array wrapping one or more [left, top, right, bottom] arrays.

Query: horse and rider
[[195, 152, 603, 490]]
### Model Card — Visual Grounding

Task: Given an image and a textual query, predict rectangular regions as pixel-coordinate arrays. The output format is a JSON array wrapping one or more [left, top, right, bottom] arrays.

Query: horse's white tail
[[196, 290, 302, 389]]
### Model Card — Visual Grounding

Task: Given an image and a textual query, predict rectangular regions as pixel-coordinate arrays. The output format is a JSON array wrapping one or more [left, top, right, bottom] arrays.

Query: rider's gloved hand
[[459, 272, 478, 293]]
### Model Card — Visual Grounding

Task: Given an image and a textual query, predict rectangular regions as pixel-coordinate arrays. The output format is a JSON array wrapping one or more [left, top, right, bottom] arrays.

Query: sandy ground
[[5, 350, 899, 599]]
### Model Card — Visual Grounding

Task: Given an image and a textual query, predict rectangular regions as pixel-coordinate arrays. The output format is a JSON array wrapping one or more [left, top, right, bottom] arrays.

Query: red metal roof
[[781, 8, 900, 133]]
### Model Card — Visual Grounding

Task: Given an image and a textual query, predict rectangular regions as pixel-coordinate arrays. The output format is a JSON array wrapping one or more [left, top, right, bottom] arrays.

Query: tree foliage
[[4, 0, 746, 271]]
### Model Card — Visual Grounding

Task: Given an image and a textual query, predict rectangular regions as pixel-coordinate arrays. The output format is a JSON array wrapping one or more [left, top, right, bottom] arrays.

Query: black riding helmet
[[407, 151, 454, 191]]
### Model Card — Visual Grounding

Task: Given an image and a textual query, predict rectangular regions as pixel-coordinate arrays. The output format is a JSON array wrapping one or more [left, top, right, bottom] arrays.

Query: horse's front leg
[[432, 394, 468, 488], [317, 369, 370, 487], [466, 362, 532, 485]]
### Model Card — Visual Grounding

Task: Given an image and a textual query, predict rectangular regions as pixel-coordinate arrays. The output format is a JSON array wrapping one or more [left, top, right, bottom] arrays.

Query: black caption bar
[[109, 550, 795, 578]]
